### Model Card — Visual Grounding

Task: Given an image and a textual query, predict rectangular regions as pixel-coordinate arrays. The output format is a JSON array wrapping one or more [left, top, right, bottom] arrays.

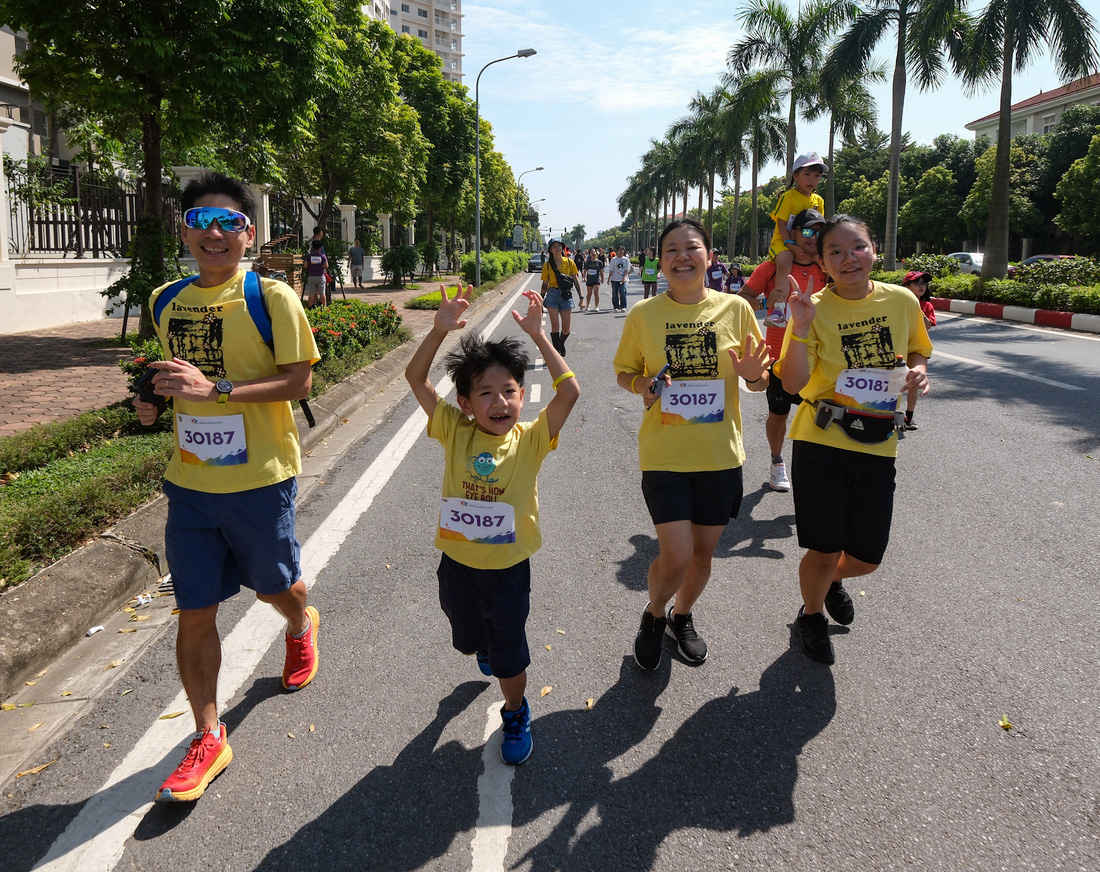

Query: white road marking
[[530, 384, 542, 404], [33, 286, 528, 872], [933, 349, 1085, 390], [470, 702, 514, 872], [938, 310, 1100, 342]]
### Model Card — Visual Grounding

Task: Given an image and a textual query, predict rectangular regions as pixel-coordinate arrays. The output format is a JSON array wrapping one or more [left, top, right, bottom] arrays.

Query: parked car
[[1007, 254, 1075, 279], [527, 253, 545, 273], [947, 252, 984, 274]]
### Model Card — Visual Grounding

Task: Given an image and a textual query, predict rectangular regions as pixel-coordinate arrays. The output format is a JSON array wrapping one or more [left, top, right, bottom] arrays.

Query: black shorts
[[587, 282, 599, 289], [766, 362, 802, 416], [436, 553, 531, 679], [791, 440, 896, 564], [641, 468, 743, 527]]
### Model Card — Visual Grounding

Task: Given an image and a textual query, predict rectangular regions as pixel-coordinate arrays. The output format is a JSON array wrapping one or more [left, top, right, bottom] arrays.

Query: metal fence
[[6, 165, 181, 258]]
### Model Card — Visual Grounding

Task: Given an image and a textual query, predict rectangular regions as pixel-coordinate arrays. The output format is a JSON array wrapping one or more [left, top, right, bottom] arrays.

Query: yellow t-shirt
[[768, 189, 825, 259], [151, 271, 320, 493], [783, 281, 934, 458], [541, 256, 580, 289], [428, 401, 558, 570], [613, 290, 763, 472]]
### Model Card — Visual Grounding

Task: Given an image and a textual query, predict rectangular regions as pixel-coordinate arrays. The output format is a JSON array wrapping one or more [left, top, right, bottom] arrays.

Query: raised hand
[[728, 334, 771, 383], [511, 290, 545, 337], [435, 283, 472, 332], [787, 274, 816, 332]]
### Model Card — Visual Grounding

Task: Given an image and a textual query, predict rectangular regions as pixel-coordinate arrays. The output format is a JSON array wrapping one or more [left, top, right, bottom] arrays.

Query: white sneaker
[[592, 306, 600, 313], [764, 304, 788, 328], [769, 461, 791, 492]]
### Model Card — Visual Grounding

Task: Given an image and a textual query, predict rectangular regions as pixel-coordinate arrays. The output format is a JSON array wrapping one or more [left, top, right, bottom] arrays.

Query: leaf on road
[[545, 645, 552, 651], [120, 689, 133, 697], [287, 733, 296, 739], [859, 590, 866, 596], [24, 681, 37, 686], [105, 660, 122, 670], [17, 702, 35, 708], [1, 703, 14, 711], [171, 609, 180, 615], [159, 711, 186, 720], [123, 607, 135, 613], [16, 759, 57, 778], [103, 743, 111, 748], [556, 629, 566, 635], [585, 698, 594, 710], [35, 668, 48, 679], [540, 686, 553, 697], [60, 691, 72, 697], [118, 628, 137, 634], [386, 564, 391, 569], [999, 713, 1013, 731], [310, 725, 315, 732], [28, 722, 43, 733], [130, 614, 151, 622]]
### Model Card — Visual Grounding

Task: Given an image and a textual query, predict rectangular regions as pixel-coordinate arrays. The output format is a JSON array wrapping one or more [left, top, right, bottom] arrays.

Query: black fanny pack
[[812, 400, 902, 444]]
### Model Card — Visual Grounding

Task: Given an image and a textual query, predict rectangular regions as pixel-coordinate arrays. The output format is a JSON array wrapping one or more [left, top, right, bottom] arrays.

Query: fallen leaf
[[60, 691, 72, 697], [24, 681, 37, 686], [129, 614, 151, 622], [385, 564, 391, 569], [859, 590, 866, 597], [310, 724, 315, 732], [287, 733, 296, 739], [17, 702, 35, 708], [16, 759, 57, 778], [28, 722, 43, 733], [585, 698, 594, 710], [159, 711, 186, 720], [105, 660, 122, 670], [118, 628, 137, 634], [556, 629, 566, 635], [99, 725, 109, 729], [35, 668, 48, 679], [120, 689, 133, 697], [123, 607, 135, 613], [545, 645, 552, 651], [1, 703, 14, 711], [104, 743, 111, 748], [999, 713, 1013, 731], [171, 609, 180, 615], [540, 686, 553, 697]]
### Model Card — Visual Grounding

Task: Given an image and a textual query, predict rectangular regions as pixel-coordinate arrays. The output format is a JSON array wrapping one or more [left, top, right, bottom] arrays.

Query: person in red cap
[[901, 270, 936, 430]]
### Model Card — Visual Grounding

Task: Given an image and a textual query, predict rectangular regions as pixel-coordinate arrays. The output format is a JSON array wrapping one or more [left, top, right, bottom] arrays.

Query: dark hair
[[658, 217, 711, 258], [815, 213, 873, 260], [310, 239, 323, 251], [645, 246, 655, 258], [181, 171, 256, 219], [444, 333, 529, 399], [905, 279, 932, 303]]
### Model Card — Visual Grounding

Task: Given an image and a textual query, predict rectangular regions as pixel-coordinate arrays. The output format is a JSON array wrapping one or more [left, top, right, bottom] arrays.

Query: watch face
[[216, 379, 233, 394]]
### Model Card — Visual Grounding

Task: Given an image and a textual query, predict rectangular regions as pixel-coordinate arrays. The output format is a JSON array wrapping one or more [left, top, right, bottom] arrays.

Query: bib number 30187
[[176, 413, 247, 466], [661, 379, 724, 425], [439, 497, 516, 545]]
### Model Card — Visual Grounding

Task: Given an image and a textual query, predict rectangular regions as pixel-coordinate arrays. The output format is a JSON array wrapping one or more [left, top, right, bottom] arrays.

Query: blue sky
[[462, 0, 1074, 240]]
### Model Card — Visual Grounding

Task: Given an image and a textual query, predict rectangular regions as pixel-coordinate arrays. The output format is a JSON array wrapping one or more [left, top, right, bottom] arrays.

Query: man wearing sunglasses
[[134, 172, 321, 803], [740, 208, 828, 493]]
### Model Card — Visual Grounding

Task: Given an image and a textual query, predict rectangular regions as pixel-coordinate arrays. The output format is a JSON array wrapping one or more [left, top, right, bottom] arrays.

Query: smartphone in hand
[[649, 364, 671, 396], [135, 368, 168, 416]]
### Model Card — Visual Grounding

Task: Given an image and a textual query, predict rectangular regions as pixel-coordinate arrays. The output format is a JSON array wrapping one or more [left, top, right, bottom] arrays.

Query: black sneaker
[[824, 580, 855, 625], [794, 606, 835, 664], [633, 605, 666, 671], [665, 607, 707, 664]]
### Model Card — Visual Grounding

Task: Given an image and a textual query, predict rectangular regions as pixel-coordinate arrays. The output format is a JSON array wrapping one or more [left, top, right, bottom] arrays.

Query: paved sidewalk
[[0, 280, 448, 440]]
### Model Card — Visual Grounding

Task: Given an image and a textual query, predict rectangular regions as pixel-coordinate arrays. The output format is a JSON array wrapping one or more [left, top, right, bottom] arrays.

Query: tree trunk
[[981, 27, 1015, 281], [731, 162, 743, 257], [786, 93, 797, 176], [884, 8, 909, 271], [750, 141, 760, 262], [706, 166, 715, 242], [136, 110, 166, 339], [826, 117, 837, 218]]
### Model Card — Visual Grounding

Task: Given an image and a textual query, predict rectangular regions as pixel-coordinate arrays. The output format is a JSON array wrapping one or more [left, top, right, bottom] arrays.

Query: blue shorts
[[164, 478, 301, 610], [437, 553, 531, 679], [543, 286, 575, 311]]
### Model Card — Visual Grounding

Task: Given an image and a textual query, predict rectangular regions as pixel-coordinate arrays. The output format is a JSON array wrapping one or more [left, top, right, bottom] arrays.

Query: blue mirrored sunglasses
[[798, 226, 821, 238], [183, 207, 252, 233]]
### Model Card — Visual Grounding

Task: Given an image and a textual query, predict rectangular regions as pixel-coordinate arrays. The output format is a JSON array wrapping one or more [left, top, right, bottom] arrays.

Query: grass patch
[[405, 275, 520, 311], [309, 328, 412, 392]]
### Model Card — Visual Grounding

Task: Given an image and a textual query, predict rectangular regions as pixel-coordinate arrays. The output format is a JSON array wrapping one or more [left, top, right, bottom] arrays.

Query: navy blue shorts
[[791, 440, 896, 564], [641, 467, 743, 527], [164, 478, 301, 610], [437, 553, 531, 679]]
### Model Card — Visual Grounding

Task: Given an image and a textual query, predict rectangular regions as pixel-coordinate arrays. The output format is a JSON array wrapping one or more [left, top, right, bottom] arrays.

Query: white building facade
[[389, 0, 464, 82], [966, 73, 1100, 140]]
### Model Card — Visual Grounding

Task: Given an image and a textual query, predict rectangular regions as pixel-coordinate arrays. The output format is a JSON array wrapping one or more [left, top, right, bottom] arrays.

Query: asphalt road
[[2, 273, 1099, 872]]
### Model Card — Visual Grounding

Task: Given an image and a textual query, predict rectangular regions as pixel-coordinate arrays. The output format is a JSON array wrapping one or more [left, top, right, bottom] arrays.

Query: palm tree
[[803, 62, 887, 216], [825, 0, 970, 269], [570, 224, 586, 249], [962, 0, 1098, 279], [669, 86, 736, 240], [720, 70, 786, 260], [729, 0, 854, 175]]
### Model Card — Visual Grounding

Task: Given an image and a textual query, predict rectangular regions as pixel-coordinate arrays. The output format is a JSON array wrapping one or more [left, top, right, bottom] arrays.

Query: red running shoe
[[156, 722, 232, 802], [283, 605, 320, 690]]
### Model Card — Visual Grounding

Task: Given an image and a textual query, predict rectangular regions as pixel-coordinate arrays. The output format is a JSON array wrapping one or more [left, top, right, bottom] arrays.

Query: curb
[[931, 296, 1100, 333], [0, 275, 525, 701]]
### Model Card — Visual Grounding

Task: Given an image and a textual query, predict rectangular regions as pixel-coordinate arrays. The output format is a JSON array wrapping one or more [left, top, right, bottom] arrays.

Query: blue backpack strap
[[152, 274, 200, 328], [242, 271, 274, 350]]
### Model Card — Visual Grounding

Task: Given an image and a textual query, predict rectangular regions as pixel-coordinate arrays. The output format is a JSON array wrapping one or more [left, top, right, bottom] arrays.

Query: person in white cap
[[766, 152, 826, 329]]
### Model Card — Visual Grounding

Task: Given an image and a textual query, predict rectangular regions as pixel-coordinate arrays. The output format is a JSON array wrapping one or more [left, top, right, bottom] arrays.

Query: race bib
[[176, 413, 247, 466], [709, 268, 724, 281], [644, 267, 656, 278], [587, 268, 598, 278], [834, 368, 902, 414], [661, 379, 724, 425], [439, 497, 516, 545], [310, 255, 323, 264]]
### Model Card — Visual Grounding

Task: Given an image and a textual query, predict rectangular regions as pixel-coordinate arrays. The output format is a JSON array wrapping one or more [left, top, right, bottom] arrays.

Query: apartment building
[[966, 73, 1100, 140], [389, 0, 464, 82]]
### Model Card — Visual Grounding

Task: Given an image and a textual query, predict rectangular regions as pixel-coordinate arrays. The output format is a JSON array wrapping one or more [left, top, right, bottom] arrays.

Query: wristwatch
[[215, 379, 234, 405]]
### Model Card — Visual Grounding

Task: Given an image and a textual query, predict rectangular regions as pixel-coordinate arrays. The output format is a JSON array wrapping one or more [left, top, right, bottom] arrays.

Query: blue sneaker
[[476, 650, 492, 676], [499, 698, 533, 765]]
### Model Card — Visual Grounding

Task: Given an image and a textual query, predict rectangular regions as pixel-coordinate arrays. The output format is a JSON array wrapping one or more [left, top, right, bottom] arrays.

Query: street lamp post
[[515, 166, 544, 222], [476, 49, 536, 287]]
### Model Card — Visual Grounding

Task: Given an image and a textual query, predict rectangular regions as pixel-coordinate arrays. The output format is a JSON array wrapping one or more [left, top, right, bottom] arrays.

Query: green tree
[[837, 171, 903, 244], [1055, 132, 1100, 253], [961, 0, 1098, 278], [825, 0, 971, 269], [457, 118, 515, 248], [570, 225, 587, 249], [960, 142, 1044, 241], [0, 0, 337, 333], [1038, 103, 1100, 226], [898, 165, 965, 251]]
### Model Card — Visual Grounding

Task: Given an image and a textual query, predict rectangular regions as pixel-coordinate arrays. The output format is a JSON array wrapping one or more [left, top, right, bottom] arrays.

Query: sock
[[290, 616, 311, 639], [772, 454, 783, 464], [905, 410, 914, 423]]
